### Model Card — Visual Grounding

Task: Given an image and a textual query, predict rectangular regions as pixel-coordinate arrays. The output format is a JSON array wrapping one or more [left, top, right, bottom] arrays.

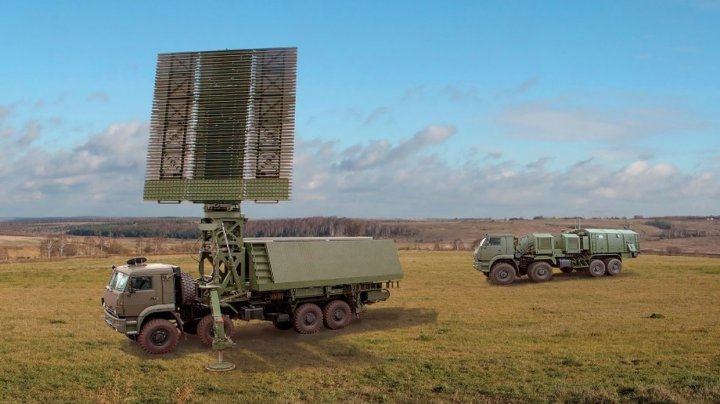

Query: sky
[[1, 0, 718, 219]]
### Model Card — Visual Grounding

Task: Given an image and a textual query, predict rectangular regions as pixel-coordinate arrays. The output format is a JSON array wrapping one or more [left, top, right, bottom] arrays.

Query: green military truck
[[102, 237, 403, 354], [473, 228, 639, 285]]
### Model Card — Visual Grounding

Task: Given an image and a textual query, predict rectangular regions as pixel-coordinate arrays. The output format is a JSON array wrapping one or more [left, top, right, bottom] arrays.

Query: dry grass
[[0, 235, 42, 247], [0, 252, 718, 403], [0, 235, 42, 259]]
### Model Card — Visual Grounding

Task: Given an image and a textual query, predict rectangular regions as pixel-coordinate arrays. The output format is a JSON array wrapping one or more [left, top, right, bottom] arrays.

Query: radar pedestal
[[143, 47, 297, 371]]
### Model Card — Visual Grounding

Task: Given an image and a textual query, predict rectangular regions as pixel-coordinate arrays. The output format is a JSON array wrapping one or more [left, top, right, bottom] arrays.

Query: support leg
[[205, 288, 236, 371]]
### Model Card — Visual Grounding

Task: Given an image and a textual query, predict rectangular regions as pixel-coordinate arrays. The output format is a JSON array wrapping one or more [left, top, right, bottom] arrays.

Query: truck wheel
[[489, 263, 516, 285], [587, 259, 606, 277], [137, 319, 179, 355], [604, 258, 622, 276], [179, 272, 197, 306], [323, 300, 352, 330], [528, 262, 553, 282], [292, 303, 323, 334], [197, 314, 235, 347]]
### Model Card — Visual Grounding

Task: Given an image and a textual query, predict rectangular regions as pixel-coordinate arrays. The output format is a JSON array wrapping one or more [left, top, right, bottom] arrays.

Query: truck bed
[[246, 238, 403, 291]]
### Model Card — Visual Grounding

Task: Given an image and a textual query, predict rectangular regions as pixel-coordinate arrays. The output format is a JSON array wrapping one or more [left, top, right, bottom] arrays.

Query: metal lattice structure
[[143, 47, 297, 202]]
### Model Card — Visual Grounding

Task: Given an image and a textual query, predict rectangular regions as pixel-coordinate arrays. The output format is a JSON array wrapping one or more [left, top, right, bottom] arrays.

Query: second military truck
[[102, 237, 403, 354], [474, 228, 639, 285]]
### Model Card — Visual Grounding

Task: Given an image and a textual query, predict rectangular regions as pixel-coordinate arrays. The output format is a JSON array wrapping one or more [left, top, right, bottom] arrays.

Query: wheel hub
[[304, 313, 316, 324], [151, 330, 168, 345]]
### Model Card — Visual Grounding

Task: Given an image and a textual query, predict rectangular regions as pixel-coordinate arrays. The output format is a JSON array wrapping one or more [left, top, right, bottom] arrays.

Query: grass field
[[0, 252, 719, 403]]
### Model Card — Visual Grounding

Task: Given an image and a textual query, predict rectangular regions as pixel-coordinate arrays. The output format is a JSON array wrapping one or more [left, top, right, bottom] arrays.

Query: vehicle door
[[123, 275, 161, 317], [480, 236, 506, 261]]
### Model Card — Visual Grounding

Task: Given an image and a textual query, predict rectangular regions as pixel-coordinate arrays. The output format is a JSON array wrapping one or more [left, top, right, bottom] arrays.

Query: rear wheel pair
[[586, 258, 622, 277], [527, 262, 553, 282], [604, 258, 622, 276], [489, 262, 553, 285], [292, 300, 352, 334]]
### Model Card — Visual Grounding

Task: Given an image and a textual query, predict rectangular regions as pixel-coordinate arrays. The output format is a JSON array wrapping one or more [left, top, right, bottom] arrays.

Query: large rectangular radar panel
[[143, 47, 297, 203]]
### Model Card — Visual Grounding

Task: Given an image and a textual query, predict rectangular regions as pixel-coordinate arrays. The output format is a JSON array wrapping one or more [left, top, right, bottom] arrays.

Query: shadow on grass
[[489, 270, 634, 287], [119, 307, 438, 370]]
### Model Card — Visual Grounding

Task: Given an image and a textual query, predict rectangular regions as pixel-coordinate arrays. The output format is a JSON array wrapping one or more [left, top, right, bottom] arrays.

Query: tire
[[604, 258, 622, 276], [488, 263, 516, 286], [197, 314, 235, 347], [560, 267, 573, 273], [179, 272, 197, 306], [528, 262, 553, 282], [323, 300, 352, 330], [587, 259, 606, 277], [292, 303, 323, 334], [137, 319, 179, 355]]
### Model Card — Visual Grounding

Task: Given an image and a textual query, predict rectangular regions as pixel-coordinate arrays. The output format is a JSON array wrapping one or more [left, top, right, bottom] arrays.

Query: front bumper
[[103, 308, 138, 335], [473, 260, 490, 273]]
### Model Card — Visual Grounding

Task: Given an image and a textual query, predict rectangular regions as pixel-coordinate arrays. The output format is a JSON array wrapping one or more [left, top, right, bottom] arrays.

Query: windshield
[[108, 271, 130, 292], [108, 271, 119, 289], [474, 238, 487, 256]]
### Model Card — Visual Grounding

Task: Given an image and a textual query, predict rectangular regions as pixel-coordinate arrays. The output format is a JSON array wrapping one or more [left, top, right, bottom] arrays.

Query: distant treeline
[[64, 217, 418, 239], [67, 221, 199, 239], [247, 217, 418, 238]]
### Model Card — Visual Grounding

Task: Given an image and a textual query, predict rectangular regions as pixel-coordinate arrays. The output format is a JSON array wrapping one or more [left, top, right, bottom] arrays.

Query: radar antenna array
[[144, 47, 297, 203]]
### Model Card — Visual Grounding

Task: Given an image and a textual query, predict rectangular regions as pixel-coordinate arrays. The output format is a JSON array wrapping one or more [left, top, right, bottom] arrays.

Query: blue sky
[[1, 0, 718, 218]]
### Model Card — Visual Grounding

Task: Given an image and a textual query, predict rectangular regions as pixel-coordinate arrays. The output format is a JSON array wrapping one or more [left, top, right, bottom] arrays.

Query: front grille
[[104, 306, 117, 317]]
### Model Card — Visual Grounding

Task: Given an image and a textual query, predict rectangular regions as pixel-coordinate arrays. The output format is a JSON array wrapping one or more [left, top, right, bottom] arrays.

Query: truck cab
[[473, 234, 515, 273], [101, 257, 177, 337]]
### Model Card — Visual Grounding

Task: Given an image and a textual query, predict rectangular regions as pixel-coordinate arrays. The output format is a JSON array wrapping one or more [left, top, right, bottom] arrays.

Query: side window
[[488, 237, 501, 246], [131, 276, 153, 290]]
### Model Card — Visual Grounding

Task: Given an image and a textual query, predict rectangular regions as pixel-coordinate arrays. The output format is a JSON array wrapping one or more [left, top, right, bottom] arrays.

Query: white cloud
[[622, 160, 676, 178], [526, 157, 552, 170], [0, 104, 13, 121], [247, 130, 720, 219], [499, 102, 704, 142], [0, 110, 717, 218], [336, 125, 455, 171], [0, 119, 150, 216], [17, 120, 41, 146]]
